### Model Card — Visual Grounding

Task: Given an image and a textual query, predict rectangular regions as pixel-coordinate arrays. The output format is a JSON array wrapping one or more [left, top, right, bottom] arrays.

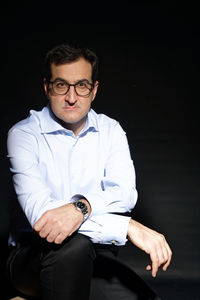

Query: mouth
[[63, 105, 78, 111]]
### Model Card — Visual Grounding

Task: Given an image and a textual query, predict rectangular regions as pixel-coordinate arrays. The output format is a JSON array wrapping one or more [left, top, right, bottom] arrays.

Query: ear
[[43, 78, 49, 97], [92, 81, 99, 101]]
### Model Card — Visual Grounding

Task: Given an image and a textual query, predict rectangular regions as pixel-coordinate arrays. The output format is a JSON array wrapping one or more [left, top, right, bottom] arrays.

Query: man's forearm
[[127, 219, 172, 277]]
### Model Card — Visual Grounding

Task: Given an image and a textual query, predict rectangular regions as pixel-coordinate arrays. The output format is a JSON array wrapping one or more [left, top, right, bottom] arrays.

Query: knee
[[60, 234, 95, 265], [42, 234, 95, 272]]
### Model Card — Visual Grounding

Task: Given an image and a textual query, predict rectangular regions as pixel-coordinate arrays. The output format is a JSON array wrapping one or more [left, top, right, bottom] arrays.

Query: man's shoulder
[[90, 109, 119, 129], [8, 107, 46, 135]]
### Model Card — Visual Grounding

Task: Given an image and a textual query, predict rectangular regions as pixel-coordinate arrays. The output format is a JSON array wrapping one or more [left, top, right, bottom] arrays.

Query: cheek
[[81, 101, 93, 113], [49, 99, 63, 117], [49, 96, 63, 107]]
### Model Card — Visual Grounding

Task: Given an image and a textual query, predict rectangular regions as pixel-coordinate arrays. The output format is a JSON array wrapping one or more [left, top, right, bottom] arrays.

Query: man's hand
[[33, 200, 90, 244], [127, 219, 172, 278]]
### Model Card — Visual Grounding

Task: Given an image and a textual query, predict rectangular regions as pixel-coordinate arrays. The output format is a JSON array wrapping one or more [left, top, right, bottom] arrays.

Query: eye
[[77, 82, 87, 89], [55, 81, 67, 88], [76, 81, 92, 90]]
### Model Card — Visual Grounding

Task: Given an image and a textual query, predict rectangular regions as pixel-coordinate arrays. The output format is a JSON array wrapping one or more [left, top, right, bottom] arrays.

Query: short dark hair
[[44, 43, 99, 83]]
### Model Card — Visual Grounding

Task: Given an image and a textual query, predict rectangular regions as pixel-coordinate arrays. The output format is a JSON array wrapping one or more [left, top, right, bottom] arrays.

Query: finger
[[54, 232, 67, 244], [162, 245, 169, 264], [150, 251, 159, 277], [162, 242, 172, 271], [157, 241, 169, 268], [38, 226, 50, 238], [152, 234, 170, 266], [146, 264, 152, 271], [34, 219, 49, 238], [149, 240, 172, 276], [155, 238, 172, 272], [34, 216, 47, 232], [46, 230, 59, 243]]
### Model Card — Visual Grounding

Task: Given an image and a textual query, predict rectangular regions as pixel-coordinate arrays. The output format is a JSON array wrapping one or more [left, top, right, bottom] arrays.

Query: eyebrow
[[51, 77, 91, 84]]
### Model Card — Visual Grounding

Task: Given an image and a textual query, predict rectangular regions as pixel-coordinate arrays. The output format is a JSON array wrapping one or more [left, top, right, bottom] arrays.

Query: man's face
[[44, 58, 98, 136]]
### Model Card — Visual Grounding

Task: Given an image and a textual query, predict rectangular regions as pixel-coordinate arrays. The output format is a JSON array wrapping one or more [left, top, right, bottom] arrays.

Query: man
[[7, 43, 172, 300]]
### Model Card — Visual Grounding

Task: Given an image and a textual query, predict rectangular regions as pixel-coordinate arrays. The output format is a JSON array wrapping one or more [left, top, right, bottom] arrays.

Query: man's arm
[[34, 208, 172, 277], [34, 199, 91, 244], [127, 219, 172, 277], [7, 126, 133, 245], [7, 123, 137, 228], [81, 122, 138, 216]]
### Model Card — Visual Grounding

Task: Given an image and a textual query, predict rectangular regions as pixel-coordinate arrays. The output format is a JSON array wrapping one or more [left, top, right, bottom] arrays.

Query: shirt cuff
[[100, 214, 131, 245], [80, 214, 131, 246], [71, 194, 90, 203]]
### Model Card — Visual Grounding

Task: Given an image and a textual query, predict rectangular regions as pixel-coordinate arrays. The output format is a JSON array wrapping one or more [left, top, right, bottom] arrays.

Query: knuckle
[[161, 257, 166, 264], [153, 257, 159, 264], [63, 225, 69, 233], [156, 258, 160, 264], [52, 217, 59, 224], [159, 234, 165, 242], [155, 234, 166, 247], [44, 210, 51, 219]]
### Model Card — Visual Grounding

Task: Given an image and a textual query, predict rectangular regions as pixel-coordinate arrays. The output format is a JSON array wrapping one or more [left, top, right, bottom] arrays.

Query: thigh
[[90, 248, 161, 300], [7, 241, 41, 298], [40, 233, 96, 300], [7, 233, 96, 300]]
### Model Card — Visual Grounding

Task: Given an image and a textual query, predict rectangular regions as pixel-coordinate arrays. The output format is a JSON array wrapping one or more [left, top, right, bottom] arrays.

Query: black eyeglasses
[[49, 79, 94, 97]]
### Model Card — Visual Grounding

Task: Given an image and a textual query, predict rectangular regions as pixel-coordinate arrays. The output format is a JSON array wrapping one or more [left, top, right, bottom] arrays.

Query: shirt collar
[[39, 105, 99, 135]]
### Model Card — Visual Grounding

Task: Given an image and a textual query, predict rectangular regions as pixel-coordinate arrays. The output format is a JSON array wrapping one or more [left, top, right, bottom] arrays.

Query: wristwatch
[[73, 200, 89, 221]]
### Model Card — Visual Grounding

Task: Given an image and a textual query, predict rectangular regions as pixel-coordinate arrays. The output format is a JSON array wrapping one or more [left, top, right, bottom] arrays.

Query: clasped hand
[[33, 203, 83, 244]]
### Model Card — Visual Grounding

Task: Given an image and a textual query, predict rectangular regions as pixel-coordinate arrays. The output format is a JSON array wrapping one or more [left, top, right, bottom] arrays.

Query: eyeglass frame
[[48, 78, 95, 97]]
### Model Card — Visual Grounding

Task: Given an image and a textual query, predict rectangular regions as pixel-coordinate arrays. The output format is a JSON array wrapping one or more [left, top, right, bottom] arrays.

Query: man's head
[[44, 43, 99, 136], [44, 43, 99, 84]]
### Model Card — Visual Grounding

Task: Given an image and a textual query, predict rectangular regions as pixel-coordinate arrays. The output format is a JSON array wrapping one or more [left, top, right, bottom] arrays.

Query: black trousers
[[7, 233, 161, 300]]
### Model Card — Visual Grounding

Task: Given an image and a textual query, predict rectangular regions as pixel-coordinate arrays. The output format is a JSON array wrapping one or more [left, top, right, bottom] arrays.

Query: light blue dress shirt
[[7, 105, 137, 246]]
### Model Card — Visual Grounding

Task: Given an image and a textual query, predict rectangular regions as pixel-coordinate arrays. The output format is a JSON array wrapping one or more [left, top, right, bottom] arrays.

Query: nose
[[65, 86, 77, 104]]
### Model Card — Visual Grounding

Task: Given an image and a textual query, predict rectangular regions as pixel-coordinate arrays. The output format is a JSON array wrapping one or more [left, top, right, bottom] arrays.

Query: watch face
[[77, 202, 85, 209], [74, 201, 88, 220]]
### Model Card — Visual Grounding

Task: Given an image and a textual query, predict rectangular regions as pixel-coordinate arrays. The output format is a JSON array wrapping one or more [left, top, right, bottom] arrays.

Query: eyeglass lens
[[52, 80, 93, 96]]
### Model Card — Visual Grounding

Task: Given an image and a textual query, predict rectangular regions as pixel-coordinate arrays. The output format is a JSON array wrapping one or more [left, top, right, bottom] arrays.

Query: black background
[[1, 2, 200, 299]]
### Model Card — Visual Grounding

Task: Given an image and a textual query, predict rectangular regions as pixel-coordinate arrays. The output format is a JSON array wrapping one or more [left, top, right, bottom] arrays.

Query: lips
[[63, 105, 78, 110]]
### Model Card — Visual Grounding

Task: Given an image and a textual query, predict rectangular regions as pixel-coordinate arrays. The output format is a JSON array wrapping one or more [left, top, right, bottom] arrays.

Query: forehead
[[50, 58, 92, 82]]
